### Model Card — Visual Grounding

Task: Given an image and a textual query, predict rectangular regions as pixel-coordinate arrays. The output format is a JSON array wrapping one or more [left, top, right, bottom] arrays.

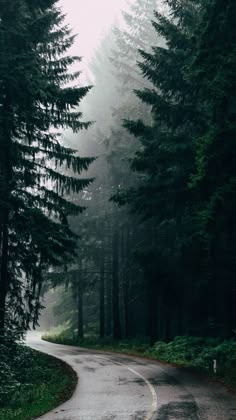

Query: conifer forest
[[0, 0, 236, 354]]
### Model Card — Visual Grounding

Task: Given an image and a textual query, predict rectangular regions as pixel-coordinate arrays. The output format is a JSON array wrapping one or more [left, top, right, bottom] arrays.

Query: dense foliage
[[147, 336, 236, 387], [0, 341, 77, 419], [189, 0, 236, 338], [0, 0, 94, 337], [110, 0, 236, 341]]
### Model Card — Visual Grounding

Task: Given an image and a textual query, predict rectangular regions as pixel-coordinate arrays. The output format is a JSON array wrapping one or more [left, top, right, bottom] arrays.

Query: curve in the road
[[128, 368, 157, 420], [94, 355, 158, 419], [27, 333, 236, 420]]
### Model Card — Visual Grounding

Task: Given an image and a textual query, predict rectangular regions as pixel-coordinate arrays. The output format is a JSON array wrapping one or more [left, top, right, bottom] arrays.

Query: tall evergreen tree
[[113, 0, 204, 342], [106, 0, 164, 188], [111, 0, 164, 91], [190, 0, 236, 336], [0, 0, 94, 336]]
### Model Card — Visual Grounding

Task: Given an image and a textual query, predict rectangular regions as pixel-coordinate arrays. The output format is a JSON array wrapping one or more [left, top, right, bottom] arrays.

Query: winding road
[[27, 333, 236, 420]]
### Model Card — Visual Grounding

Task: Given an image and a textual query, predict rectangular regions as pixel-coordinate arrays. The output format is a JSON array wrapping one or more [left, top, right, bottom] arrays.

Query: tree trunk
[[77, 260, 84, 340], [0, 101, 11, 338], [148, 226, 159, 346], [105, 272, 112, 337], [104, 219, 112, 337], [148, 274, 158, 346], [112, 228, 121, 340], [164, 306, 171, 342], [123, 226, 131, 338], [99, 249, 105, 339], [0, 210, 9, 337], [224, 228, 236, 338], [177, 301, 183, 336], [123, 282, 130, 338]]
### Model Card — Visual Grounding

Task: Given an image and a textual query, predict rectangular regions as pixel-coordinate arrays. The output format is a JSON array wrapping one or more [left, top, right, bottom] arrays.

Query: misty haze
[[0, 1, 235, 419]]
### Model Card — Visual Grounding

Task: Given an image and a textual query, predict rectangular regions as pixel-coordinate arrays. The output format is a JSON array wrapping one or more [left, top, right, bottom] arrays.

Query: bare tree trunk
[[0, 210, 9, 336], [112, 228, 121, 340], [0, 117, 11, 338], [224, 229, 236, 338], [148, 225, 159, 346], [123, 282, 130, 338], [77, 259, 84, 340], [147, 274, 158, 346], [123, 226, 131, 338], [99, 249, 105, 339], [103, 218, 112, 337], [105, 272, 112, 336]]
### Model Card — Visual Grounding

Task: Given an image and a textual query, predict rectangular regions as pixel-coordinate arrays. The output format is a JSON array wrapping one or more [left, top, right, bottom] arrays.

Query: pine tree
[[0, 0, 94, 337], [113, 0, 204, 341], [111, 0, 164, 92], [190, 0, 236, 336], [105, 1, 165, 187]]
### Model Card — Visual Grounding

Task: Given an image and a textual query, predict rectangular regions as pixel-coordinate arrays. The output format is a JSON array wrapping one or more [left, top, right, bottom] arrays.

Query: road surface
[[27, 334, 236, 420]]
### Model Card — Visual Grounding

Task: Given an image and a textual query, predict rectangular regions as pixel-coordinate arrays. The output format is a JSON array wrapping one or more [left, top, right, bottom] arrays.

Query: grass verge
[[42, 328, 236, 390], [0, 342, 77, 420]]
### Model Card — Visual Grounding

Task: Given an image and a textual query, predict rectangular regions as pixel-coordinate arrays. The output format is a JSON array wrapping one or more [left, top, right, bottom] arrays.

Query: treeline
[[47, 0, 236, 345]]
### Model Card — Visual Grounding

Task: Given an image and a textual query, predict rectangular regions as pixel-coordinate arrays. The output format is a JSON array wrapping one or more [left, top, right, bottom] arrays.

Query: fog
[[59, 0, 127, 77], [40, 0, 165, 334], [1, 1, 235, 407]]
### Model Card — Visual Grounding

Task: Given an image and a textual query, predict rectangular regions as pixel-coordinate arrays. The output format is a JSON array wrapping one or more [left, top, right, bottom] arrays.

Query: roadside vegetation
[[43, 329, 236, 389], [0, 341, 77, 420]]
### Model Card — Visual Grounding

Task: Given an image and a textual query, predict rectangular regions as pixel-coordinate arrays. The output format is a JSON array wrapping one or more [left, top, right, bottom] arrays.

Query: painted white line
[[128, 367, 157, 420], [94, 355, 158, 420]]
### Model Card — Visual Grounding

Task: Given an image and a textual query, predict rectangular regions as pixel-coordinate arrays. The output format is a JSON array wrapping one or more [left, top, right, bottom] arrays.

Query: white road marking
[[94, 355, 158, 420], [128, 367, 157, 420]]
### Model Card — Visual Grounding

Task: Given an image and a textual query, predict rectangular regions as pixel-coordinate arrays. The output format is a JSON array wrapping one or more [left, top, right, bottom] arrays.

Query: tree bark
[[77, 260, 84, 340], [123, 226, 131, 338], [99, 249, 105, 339], [0, 107, 11, 338], [112, 228, 121, 340], [0, 210, 9, 336], [148, 274, 158, 346]]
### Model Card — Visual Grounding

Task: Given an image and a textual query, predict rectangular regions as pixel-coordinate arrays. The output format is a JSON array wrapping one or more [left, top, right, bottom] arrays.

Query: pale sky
[[59, 0, 127, 73]]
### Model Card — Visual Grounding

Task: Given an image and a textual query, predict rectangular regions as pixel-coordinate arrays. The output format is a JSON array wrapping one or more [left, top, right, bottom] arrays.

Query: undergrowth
[[146, 336, 236, 388], [0, 341, 77, 420], [43, 328, 236, 389]]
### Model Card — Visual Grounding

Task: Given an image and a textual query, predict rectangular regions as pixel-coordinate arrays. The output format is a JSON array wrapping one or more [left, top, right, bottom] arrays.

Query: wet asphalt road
[[27, 334, 236, 420]]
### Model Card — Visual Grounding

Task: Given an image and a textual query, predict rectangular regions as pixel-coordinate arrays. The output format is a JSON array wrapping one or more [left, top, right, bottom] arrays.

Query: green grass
[[43, 328, 236, 389], [0, 342, 77, 420]]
